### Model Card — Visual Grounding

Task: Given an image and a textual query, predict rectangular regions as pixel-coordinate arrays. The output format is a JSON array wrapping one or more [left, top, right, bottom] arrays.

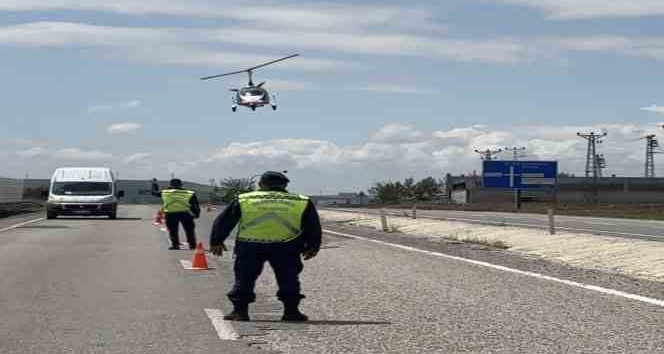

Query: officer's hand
[[210, 244, 228, 257], [302, 249, 318, 260]]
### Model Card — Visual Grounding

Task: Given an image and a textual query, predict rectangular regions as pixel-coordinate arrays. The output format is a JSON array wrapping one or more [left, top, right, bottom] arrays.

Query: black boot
[[281, 301, 308, 322], [223, 302, 250, 321]]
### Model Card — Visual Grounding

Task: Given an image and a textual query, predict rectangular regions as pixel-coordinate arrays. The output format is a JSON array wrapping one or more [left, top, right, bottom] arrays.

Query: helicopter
[[200, 53, 299, 112]]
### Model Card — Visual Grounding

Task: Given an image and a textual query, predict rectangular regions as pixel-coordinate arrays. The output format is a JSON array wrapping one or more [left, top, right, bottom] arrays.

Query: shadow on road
[[251, 319, 391, 326]]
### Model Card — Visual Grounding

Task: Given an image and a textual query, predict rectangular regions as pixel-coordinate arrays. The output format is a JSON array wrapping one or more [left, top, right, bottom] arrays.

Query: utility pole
[[577, 131, 607, 202], [638, 134, 661, 178], [595, 154, 607, 177], [474, 148, 502, 161], [504, 146, 527, 160]]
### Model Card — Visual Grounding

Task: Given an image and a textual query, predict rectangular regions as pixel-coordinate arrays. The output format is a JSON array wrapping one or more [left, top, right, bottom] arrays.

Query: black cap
[[260, 171, 289, 186], [170, 178, 183, 188]]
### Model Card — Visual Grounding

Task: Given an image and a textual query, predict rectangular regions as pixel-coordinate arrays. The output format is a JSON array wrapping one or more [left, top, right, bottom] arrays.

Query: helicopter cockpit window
[[241, 88, 264, 96]]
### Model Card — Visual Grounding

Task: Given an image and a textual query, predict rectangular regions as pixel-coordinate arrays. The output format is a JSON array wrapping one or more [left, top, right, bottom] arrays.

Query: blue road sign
[[483, 161, 558, 189]]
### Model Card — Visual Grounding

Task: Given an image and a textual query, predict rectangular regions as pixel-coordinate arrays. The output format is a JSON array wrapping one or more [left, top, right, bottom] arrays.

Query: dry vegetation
[[364, 202, 664, 221]]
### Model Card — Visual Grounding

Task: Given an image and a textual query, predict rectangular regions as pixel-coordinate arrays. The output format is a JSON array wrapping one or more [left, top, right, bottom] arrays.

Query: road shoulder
[[322, 221, 664, 302], [0, 210, 43, 231]]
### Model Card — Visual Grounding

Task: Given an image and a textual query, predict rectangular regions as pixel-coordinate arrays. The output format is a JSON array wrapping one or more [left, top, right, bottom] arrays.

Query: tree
[[219, 177, 256, 202], [414, 177, 442, 201], [368, 181, 403, 203], [402, 178, 416, 200], [369, 176, 445, 203]]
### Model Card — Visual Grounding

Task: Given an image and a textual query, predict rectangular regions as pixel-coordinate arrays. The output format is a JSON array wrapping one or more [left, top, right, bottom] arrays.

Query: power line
[[474, 148, 502, 161], [504, 146, 527, 161], [577, 131, 607, 203], [576, 132, 607, 178], [638, 134, 662, 178]]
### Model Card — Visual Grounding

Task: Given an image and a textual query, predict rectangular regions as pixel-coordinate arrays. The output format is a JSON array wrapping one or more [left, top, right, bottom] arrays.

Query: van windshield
[[52, 182, 112, 196]]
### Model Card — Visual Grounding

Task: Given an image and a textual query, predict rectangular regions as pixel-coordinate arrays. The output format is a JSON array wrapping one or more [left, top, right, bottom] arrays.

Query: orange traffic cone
[[190, 242, 209, 270]]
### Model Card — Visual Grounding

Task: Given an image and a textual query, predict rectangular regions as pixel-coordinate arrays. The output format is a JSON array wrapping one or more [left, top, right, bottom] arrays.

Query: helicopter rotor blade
[[200, 69, 248, 81], [247, 53, 299, 72], [229, 89, 239, 92], [200, 54, 298, 81]]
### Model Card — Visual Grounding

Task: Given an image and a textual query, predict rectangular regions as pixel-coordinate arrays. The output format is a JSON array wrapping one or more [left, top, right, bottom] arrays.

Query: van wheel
[[46, 211, 57, 219]]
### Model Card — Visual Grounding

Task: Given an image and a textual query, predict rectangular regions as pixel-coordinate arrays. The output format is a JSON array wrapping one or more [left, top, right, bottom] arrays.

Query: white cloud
[[493, 0, 664, 19], [197, 122, 663, 180], [88, 100, 142, 113], [641, 105, 664, 114], [0, 22, 530, 66], [206, 28, 532, 64], [87, 105, 114, 113], [122, 152, 152, 164], [17, 146, 112, 161], [371, 124, 423, 144], [107, 123, 142, 135], [0, 22, 351, 71], [17, 147, 49, 159], [10, 21, 664, 66], [124, 100, 141, 108], [0, 1, 442, 32], [357, 85, 439, 95], [55, 148, 112, 160], [7, 123, 664, 192]]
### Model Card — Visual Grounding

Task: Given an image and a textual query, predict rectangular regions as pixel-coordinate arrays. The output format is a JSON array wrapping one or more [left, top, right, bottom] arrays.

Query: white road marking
[[0, 218, 45, 233], [324, 229, 664, 308], [205, 308, 240, 340]]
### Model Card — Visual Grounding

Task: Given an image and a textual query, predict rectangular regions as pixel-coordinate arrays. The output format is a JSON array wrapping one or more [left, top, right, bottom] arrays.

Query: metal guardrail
[[0, 202, 42, 217], [0, 178, 23, 204]]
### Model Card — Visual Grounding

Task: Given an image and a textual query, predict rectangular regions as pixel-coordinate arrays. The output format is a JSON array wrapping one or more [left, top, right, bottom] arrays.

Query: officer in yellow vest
[[152, 178, 201, 250], [209, 171, 322, 322]]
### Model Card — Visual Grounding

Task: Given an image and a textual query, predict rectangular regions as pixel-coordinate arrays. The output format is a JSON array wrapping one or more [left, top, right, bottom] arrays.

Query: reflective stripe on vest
[[161, 189, 195, 213], [237, 191, 309, 243]]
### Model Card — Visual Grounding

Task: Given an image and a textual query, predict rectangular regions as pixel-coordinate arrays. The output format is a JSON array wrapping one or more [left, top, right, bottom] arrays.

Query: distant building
[[445, 174, 664, 203], [311, 192, 370, 206]]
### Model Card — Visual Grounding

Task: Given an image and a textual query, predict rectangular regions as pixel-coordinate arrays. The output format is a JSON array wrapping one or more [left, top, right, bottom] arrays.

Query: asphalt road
[[326, 207, 664, 241], [1, 205, 663, 353]]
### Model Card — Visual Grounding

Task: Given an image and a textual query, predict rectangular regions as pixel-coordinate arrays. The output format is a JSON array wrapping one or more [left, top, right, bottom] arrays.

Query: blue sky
[[2, 0, 664, 194]]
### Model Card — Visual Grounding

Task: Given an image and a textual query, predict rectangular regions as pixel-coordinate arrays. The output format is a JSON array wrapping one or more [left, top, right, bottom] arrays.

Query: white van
[[46, 167, 124, 219]]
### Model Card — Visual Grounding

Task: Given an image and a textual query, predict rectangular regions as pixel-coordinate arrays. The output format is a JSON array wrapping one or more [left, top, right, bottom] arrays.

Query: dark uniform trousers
[[228, 240, 305, 304], [165, 212, 197, 248]]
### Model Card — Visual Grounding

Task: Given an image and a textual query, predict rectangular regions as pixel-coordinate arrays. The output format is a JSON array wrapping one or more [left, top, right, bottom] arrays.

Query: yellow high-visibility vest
[[161, 189, 195, 213], [237, 191, 309, 243]]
